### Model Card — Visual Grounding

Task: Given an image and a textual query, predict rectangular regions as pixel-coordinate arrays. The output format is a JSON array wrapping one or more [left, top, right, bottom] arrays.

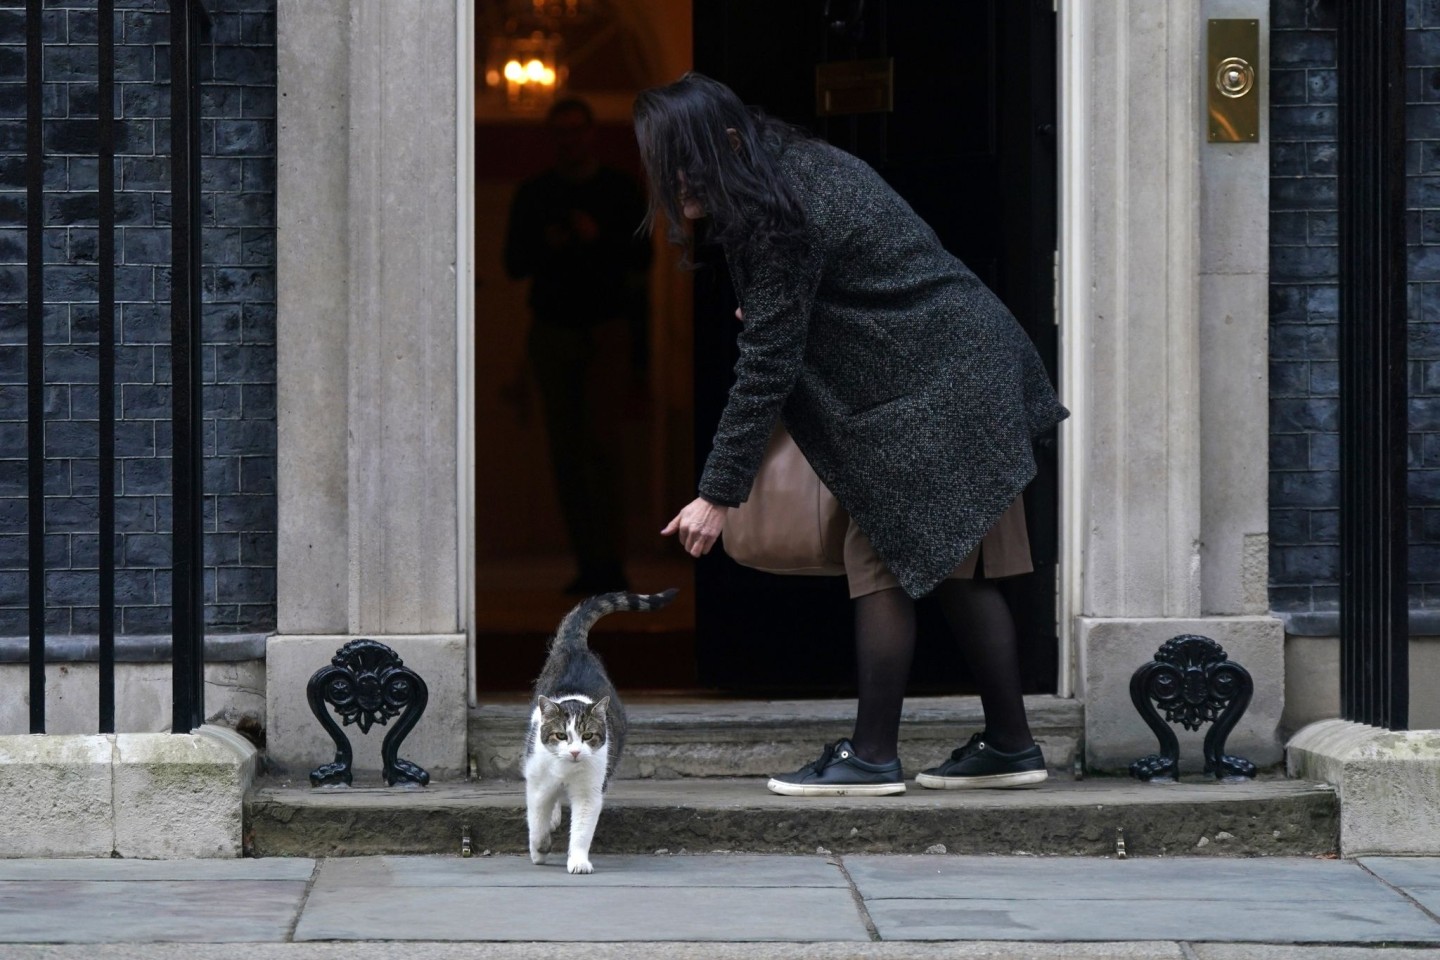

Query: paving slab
[[0, 942, 1193, 960], [0, 879, 309, 943], [294, 881, 870, 942], [310, 853, 847, 888], [0, 858, 316, 882], [9, 948, 1440, 960], [862, 896, 1440, 942], [845, 855, 1396, 902], [1358, 857, 1440, 913], [1193, 948, 1440, 960]]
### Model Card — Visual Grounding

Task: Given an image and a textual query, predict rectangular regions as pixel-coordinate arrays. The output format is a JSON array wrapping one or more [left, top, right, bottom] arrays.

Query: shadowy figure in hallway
[[504, 97, 652, 594]]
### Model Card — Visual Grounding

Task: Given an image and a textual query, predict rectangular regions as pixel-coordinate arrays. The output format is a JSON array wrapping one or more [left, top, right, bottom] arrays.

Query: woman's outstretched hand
[[662, 497, 729, 557]]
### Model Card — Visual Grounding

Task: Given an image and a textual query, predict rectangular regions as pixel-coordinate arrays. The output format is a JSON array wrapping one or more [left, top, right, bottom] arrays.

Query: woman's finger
[[661, 514, 680, 536]]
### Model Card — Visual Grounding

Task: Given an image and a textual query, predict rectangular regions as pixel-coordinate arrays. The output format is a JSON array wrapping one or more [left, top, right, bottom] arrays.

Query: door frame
[[1056, 0, 1088, 699], [459, 0, 478, 708], [457, 2, 1091, 702]]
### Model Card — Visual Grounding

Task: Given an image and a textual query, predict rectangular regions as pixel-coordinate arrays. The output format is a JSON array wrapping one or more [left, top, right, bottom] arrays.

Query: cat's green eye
[[551, 731, 566, 741], [582, 732, 597, 741]]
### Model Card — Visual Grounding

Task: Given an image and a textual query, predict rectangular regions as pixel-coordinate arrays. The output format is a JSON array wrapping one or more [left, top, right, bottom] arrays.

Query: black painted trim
[[1337, 0, 1410, 730], [25, 0, 43, 735], [169, 0, 207, 733], [98, 0, 116, 735]]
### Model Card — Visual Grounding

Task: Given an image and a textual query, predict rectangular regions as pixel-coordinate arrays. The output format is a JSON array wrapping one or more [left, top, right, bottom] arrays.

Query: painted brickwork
[[0, 0, 276, 638], [1270, 0, 1440, 614]]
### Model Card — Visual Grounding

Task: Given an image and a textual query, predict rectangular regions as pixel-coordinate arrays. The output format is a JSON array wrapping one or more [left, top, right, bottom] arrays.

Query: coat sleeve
[[698, 242, 822, 507]]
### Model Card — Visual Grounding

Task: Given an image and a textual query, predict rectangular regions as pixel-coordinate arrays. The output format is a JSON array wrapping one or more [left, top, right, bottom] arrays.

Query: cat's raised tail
[[553, 589, 680, 649]]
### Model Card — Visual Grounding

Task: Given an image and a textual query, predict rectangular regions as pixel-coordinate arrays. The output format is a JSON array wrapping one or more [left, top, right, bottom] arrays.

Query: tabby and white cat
[[524, 588, 677, 874]]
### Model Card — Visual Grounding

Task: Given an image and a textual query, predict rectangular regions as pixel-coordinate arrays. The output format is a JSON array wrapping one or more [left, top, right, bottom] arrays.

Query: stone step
[[246, 776, 1338, 859], [467, 695, 1085, 780]]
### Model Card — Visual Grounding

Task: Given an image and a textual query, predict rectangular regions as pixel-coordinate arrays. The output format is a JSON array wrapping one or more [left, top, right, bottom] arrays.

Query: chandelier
[[486, 31, 566, 110]]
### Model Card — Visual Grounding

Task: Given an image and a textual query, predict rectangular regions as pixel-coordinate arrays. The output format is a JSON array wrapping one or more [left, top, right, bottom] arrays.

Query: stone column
[[1074, 0, 1285, 771], [1082, 0, 1204, 622], [269, 0, 465, 779]]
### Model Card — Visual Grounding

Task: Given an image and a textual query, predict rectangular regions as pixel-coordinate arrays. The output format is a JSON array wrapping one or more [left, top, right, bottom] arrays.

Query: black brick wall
[[1270, 0, 1440, 616], [0, 0, 276, 638]]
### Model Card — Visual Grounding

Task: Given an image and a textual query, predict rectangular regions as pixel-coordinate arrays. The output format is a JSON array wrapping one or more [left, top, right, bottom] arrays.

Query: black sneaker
[[915, 732, 1048, 789], [767, 739, 906, 797]]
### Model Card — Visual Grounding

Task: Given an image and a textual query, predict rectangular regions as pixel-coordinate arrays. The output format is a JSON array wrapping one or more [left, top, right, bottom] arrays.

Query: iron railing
[[1337, 0, 1410, 731], [23, 0, 210, 735]]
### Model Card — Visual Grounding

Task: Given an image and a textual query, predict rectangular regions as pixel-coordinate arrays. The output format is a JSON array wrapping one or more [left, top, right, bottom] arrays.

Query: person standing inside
[[505, 97, 653, 594], [643, 74, 1068, 795]]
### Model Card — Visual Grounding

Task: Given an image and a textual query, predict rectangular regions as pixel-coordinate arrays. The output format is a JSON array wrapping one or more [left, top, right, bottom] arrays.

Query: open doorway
[[473, 0, 1061, 698], [473, 0, 697, 693], [688, 0, 1062, 695]]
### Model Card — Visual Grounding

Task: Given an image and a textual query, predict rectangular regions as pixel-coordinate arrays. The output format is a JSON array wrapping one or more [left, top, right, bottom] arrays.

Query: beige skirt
[[843, 493, 1033, 599]]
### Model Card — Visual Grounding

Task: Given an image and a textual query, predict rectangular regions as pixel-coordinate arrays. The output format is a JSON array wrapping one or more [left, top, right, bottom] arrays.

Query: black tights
[[849, 575, 1032, 764]]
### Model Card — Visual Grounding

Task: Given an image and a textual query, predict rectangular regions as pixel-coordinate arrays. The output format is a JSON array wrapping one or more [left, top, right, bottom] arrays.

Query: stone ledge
[[0, 661, 267, 737], [0, 735, 113, 857], [246, 776, 1338, 858], [1288, 718, 1440, 856], [0, 633, 269, 663], [0, 725, 257, 858], [470, 695, 1083, 780], [1277, 609, 1440, 637]]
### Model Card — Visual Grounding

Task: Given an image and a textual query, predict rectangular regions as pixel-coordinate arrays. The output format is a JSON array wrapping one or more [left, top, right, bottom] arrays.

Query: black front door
[[692, 0, 1060, 695]]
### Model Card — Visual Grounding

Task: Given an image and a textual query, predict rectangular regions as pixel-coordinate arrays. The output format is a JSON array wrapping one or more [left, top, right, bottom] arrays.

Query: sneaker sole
[[914, 769, 1049, 790], [766, 778, 906, 797]]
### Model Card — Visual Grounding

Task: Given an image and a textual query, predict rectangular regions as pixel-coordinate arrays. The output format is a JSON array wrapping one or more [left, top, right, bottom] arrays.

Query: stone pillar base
[[1288, 718, 1440, 856], [1077, 616, 1285, 773], [0, 725, 257, 858], [265, 633, 467, 781]]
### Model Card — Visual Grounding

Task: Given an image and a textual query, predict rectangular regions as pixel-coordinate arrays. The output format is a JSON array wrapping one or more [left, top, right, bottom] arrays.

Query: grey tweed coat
[[700, 135, 1069, 599]]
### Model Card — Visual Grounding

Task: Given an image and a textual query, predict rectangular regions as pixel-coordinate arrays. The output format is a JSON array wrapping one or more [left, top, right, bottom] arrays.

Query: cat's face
[[536, 696, 609, 763]]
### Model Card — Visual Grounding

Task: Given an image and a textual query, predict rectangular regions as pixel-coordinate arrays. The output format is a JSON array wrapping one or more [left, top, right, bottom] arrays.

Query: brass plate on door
[[815, 58, 894, 117], [1208, 19, 1259, 143]]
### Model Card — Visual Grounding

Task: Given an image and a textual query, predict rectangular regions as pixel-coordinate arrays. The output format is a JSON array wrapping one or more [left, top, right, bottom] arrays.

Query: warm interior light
[[490, 34, 563, 106], [505, 58, 556, 87]]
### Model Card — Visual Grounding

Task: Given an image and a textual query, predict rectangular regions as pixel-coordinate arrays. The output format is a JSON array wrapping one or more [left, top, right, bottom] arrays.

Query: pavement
[[0, 853, 1438, 959]]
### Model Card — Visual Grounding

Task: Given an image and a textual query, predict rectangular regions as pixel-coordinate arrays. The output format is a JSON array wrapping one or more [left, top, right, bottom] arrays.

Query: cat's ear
[[537, 695, 560, 717], [590, 696, 610, 720]]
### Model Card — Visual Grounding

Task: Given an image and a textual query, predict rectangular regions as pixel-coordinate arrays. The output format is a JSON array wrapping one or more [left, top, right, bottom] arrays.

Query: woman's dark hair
[[633, 72, 808, 257]]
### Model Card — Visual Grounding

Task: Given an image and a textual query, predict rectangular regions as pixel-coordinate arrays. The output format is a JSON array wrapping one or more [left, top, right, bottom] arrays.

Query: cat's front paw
[[566, 856, 593, 875], [529, 844, 549, 865]]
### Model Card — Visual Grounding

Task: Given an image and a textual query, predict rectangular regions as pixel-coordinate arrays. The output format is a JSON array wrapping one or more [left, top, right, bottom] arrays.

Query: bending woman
[[641, 73, 1069, 796]]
